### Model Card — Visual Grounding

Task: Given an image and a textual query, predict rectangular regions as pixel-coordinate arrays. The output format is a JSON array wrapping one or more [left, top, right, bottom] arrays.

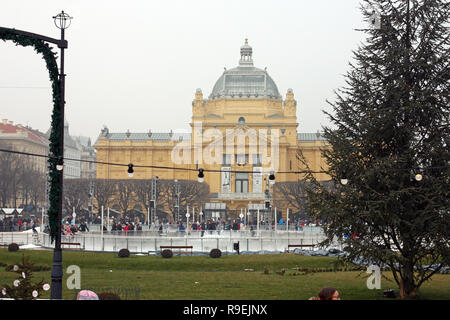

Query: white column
[[107, 207, 110, 231], [193, 207, 195, 224], [257, 208, 260, 235], [286, 208, 289, 232], [101, 205, 104, 237], [147, 207, 150, 226], [41, 207, 44, 229]]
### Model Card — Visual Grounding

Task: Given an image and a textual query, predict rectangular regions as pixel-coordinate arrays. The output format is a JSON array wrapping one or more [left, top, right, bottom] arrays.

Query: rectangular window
[[222, 154, 231, 165], [236, 181, 242, 193], [235, 173, 249, 193], [236, 154, 248, 165], [252, 154, 262, 166]]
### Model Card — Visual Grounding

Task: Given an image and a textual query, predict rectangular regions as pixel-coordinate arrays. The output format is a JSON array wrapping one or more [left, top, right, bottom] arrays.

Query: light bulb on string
[[340, 168, 348, 185], [269, 171, 276, 185], [56, 157, 64, 171], [198, 169, 204, 183], [127, 163, 134, 178]]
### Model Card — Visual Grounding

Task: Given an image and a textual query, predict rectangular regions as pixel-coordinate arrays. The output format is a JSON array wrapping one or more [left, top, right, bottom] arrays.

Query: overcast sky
[[0, 0, 370, 142]]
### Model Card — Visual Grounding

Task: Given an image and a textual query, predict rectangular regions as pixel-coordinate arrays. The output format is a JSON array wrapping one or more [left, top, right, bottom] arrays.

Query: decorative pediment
[[199, 124, 276, 149]]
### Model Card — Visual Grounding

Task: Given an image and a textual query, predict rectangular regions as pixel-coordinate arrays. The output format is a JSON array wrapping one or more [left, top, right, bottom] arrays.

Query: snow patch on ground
[[21, 227, 40, 233], [19, 244, 42, 249]]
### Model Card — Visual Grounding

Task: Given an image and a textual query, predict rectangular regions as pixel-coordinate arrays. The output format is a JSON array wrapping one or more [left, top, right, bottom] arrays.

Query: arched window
[[238, 117, 245, 125]]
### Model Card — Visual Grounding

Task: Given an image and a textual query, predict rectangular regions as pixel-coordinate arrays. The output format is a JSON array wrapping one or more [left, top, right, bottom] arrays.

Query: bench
[[61, 242, 82, 250], [160, 246, 193, 255], [287, 244, 315, 252]]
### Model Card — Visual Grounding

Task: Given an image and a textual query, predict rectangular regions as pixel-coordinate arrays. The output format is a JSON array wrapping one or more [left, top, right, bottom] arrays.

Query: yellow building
[[94, 40, 329, 220]]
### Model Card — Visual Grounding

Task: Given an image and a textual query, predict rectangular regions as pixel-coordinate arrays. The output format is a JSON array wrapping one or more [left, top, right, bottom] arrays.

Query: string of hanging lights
[[0, 148, 447, 185]]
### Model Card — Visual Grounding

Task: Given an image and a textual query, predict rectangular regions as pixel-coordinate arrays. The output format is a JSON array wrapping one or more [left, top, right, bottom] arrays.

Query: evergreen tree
[[1, 254, 50, 300], [303, 0, 449, 299]]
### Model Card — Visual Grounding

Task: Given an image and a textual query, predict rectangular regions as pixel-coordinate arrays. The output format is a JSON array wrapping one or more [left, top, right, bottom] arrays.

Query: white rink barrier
[[1, 229, 340, 254]]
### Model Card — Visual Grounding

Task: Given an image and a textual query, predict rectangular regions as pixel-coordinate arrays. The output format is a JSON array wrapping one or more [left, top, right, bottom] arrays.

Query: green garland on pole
[[0, 29, 62, 243]]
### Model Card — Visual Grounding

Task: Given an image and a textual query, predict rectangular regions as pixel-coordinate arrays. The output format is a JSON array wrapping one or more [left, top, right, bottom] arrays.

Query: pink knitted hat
[[77, 290, 99, 300]]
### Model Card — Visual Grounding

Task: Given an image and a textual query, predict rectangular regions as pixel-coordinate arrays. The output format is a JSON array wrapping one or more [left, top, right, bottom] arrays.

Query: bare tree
[[28, 171, 46, 209], [158, 179, 209, 220], [0, 143, 25, 208], [63, 179, 90, 215], [0, 145, 16, 207], [134, 179, 153, 211], [273, 181, 309, 213], [92, 179, 116, 213], [0, 143, 48, 210], [274, 180, 336, 221], [115, 180, 137, 216]]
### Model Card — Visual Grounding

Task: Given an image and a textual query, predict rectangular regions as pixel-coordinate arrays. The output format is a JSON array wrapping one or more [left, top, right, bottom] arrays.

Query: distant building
[[1, 117, 96, 180], [74, 136, 97, 179], [0, 118, 49, 173], [61, 119, 81, 179]]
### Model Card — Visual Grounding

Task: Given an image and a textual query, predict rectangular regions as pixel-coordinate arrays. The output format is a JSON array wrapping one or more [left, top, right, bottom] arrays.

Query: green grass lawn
[[1, 248, 449, 300]]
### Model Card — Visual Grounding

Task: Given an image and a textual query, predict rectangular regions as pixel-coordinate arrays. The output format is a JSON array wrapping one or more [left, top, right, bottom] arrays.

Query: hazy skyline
[[1, 0, 370, 142]]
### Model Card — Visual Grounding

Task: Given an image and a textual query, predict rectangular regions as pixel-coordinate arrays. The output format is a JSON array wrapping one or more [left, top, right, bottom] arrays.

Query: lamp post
[[50, 11, 71, 300], [89, 180, 94, 223], [72, 208, 76, 225], [150, 176, 158, 225], [174, 179, 180, 223], [186, 213, 190, 233]]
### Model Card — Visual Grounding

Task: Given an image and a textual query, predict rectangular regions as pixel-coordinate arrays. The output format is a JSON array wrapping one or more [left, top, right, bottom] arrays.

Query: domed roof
[[209, 39, 281, 100]]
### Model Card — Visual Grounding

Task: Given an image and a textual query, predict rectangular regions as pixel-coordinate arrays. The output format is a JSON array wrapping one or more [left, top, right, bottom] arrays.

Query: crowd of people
[[0, 216, 39, 232], [1, 212, 319, 239]]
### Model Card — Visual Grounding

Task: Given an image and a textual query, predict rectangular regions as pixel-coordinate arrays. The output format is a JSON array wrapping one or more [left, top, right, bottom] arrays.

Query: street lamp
[[174, 179, 180, 222], [88, 180, 94, 222], [51, 10, 72, 300], [151, 176, 158, 224]]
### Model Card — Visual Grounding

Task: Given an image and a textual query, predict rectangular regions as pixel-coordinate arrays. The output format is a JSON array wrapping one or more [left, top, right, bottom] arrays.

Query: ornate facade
[[94, 40, 329, 220]]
